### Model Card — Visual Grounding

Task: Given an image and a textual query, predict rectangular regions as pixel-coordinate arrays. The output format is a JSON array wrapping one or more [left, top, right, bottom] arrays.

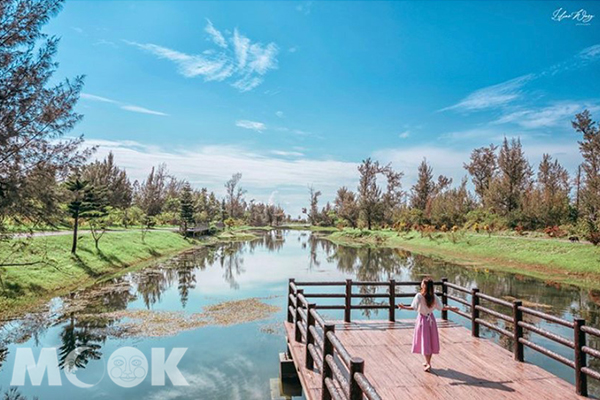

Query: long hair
[[420, 277, 435, 308]]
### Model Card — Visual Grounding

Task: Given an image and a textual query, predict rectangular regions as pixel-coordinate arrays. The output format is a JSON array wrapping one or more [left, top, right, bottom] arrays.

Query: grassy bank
[[0, 231, 203, 317], [326, 229, 600, 289]]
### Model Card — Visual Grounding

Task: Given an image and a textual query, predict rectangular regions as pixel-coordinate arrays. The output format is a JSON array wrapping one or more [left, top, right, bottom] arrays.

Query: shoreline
[[323, 229, 600, 291], [0, 229, 258, 319]]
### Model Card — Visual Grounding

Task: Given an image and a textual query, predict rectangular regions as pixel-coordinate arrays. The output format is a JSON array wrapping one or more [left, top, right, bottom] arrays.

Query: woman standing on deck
[[398, 277, 457, 372]]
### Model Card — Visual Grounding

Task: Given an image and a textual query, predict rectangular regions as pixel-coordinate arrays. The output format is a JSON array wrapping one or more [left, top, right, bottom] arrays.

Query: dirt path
[[12, 227, 177, 238]]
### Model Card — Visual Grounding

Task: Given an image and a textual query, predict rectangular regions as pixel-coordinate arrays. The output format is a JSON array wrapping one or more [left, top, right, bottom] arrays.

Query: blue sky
[[47, 1, 600, 215]]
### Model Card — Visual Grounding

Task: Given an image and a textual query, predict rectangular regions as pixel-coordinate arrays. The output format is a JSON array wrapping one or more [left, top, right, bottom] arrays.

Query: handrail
[[518, 306, 574, 328], [476, 292, 513, 308], [287, 278, 600, 399]]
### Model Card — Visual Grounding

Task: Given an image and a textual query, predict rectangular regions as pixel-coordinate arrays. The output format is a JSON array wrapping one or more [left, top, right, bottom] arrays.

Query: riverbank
[[325, 229, 600, 290], [0, 229, 258, 318]]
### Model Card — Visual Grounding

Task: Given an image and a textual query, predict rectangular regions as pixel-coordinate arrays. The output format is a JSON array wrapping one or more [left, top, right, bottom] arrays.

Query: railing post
[[349, 357, 365, 400], [345, 279, 352, 323], [321, 323, 335, 400], [471, 288, 480, 337], [389, 279, 396, 322], [305, 303, 316, 370], [287, 278, 295, 323], [512, 300, 524, 362], [295, 289, 304, 343], [574, 318, 588, 397], [441, 277, 448, 320]]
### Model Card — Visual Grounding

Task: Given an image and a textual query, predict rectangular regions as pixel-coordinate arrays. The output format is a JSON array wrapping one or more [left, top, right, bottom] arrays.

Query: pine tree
[[411, 159, 434, 211], [1, 0, 91, 235], [179, 182, 195, 233]]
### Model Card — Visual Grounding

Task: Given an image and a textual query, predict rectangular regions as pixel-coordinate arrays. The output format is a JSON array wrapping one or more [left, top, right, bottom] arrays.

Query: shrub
[[543, 225, 565, 238]]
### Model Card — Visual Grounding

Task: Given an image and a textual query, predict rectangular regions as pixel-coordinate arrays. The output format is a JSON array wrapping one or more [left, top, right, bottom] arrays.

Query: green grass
[[0, 230, 198, 316], [326, 229, 600, 289]]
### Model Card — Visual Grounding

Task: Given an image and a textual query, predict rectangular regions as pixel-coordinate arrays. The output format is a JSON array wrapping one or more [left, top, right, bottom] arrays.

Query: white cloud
[[81, 92, 168, 116], [288, 46, 298, 53], [398, 130, 410, 139], [85, 140, 358, 216], [81, 93, 118, 104], [275, 111, 284, 118], [271, 150, 304, 157], [205, 19, 227, 48], [441, 74, 534, 112], [494, 102, 600, 129], [296, 1, 314, 15], [235, 120, 266, 132], [120, 105, 169, 116], [127, 21, 278, 92], [442, 43, 600, 113]]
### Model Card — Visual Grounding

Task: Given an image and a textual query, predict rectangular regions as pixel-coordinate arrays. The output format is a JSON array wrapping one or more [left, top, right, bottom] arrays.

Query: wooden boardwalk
[[285, 319, 582, 399]]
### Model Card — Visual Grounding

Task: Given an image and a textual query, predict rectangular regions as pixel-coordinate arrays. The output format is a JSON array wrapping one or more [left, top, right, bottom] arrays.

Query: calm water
[[0, 230, 599, 399]]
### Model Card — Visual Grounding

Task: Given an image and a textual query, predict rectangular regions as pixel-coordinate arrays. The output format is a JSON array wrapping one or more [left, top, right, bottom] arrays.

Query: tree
[[486, 138, 532, 219], [535, 154, 570, 227], [86, 187, 109, 250], [224, 173, 246, 219], [573, 110, 600, 242], [0, 0, 91, 236], [135, 164, 168, 227], [334, 187, 359, 227], [411, 159, 434, 211], [308, 186, 322, 225], [66, 178, 105, 254], [357, 158, 384, 230], [464, 144, 498, 203], [179, 182, 195, 233], [82, 152, 132, 210]]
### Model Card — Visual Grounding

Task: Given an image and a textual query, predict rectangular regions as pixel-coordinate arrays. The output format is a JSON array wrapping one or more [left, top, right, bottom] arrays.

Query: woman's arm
[[397, 304, 414, 310]]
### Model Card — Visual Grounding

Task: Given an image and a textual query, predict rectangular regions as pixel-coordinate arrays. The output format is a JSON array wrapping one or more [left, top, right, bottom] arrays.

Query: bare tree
[[224, 173, 246, 219]]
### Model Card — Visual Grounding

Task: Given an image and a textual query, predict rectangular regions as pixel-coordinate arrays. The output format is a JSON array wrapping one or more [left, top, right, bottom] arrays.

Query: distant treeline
[[307, 111, 600, 244]]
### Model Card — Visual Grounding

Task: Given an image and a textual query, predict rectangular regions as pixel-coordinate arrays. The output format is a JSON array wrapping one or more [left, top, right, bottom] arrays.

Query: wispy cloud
[[398, 130, 410, 139], [275, 111, 284, 118], [127, 21, 278, 92], [296, 1, 314, 15], [443, 44, 600, 112], [81, 93, 168, 116], [235, 120, 266, 132], [120, 105, 169, 116], [493, 101, 600, 129], [441, 74, 534, 112], [205, 19, 227, 48], [271, 150, 304, 157], [86, 140, 358, 215]]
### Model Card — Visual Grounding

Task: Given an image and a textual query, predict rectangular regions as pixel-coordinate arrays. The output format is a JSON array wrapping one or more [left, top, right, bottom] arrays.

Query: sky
[[46, 1, 600, 216]]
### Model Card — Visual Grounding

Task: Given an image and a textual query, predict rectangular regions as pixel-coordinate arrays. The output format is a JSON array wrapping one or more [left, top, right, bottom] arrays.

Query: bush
[[544, 225, 565, 238]]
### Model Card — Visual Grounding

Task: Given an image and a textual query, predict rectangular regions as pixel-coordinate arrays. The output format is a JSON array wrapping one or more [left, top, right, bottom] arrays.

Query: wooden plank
[[284, 319, 584, 400]]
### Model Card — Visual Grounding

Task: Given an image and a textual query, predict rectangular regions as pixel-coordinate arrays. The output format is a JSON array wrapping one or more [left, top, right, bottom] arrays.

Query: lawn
[[0, 230, 198, 316], [327, 229, 600, 289]]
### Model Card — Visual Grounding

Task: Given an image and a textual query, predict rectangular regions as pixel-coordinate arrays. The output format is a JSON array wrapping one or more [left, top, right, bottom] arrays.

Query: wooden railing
[[287, 278, 600, 398], [288, 279, 383, 400], [443, 281, 600, 397]]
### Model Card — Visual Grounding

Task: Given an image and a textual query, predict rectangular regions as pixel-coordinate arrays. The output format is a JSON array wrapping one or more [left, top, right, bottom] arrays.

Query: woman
[[398, 277, 457, 372]]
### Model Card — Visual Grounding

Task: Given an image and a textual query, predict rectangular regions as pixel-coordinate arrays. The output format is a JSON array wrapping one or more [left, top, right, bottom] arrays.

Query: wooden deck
[[284, 319, 583, 400]]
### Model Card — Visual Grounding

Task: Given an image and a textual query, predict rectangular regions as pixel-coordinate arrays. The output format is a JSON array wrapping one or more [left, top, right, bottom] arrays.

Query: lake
[[0, 229, 598, 399]]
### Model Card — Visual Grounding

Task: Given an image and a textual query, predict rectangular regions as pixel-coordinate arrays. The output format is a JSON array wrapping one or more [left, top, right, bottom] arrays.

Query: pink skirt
[[412, 313, 440, 355]]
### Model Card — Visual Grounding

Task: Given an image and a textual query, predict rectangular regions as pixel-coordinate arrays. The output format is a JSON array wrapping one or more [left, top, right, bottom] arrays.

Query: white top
[[411, 293, 443, 315]]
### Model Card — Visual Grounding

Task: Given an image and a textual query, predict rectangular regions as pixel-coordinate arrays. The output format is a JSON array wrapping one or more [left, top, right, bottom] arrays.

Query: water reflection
[[0, 229, 598, 399]]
